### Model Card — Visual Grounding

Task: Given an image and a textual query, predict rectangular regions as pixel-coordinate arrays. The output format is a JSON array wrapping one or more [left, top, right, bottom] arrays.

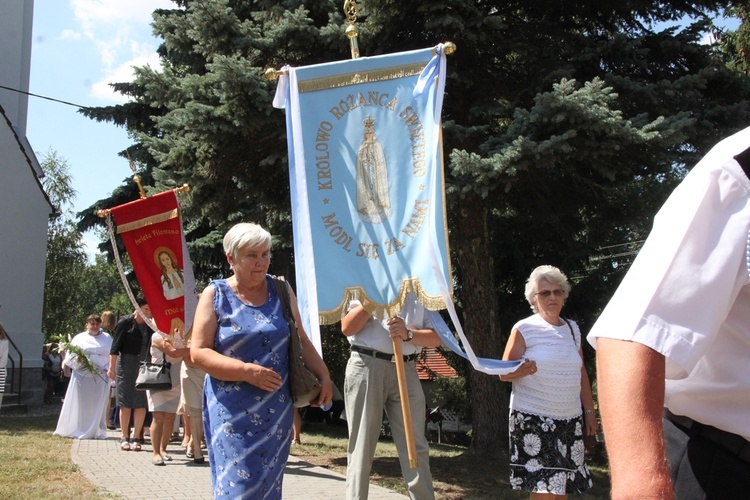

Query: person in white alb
[[341, 293, 440, 500], [588, 125, 750, 500], [54, 315, 113, 439]]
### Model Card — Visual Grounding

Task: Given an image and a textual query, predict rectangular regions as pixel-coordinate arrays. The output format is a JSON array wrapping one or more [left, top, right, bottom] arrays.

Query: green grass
[[292, 420, 612, 499], [0, 416, 112, 499]]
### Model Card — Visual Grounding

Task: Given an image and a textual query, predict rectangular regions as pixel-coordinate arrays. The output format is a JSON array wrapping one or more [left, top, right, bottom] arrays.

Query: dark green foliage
[[76, 0, 750, 457], [431, 372, 472, 423], [41, 151, 88, 339], [318, 323, 349, 393], [78, 0, 350, 279], [715, 4, 750, 74]]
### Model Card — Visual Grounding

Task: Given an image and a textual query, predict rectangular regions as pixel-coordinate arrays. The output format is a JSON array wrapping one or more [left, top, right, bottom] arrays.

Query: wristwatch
[[404, 329, 414, 342]]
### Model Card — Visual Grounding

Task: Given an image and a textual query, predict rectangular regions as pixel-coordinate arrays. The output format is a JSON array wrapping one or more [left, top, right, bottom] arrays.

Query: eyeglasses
[[536, 290, 564, 298]]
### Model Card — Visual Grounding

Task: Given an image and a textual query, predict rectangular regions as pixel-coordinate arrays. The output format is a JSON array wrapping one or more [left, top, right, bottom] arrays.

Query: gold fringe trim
[[318, 277, 452, 325], [116, 209, 179, 234], [298, 62, 427, 93]]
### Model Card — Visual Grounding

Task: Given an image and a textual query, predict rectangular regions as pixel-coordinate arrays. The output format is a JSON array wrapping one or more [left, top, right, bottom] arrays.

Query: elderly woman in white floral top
[[499, 265, 598, 499]]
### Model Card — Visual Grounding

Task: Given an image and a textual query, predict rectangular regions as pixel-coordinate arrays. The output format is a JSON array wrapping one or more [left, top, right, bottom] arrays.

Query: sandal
[[152, 457, 165, 466], [131, 439, 143, 452], [120, 438, 131, 451]]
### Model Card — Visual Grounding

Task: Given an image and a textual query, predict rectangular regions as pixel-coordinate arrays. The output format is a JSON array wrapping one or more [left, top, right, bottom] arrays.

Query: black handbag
[[135, 350, 172, 392], [273, 277, 321, 408]]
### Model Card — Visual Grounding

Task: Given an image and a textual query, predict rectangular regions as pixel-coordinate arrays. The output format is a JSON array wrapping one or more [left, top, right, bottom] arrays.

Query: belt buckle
[[391, 355, 397, 363]]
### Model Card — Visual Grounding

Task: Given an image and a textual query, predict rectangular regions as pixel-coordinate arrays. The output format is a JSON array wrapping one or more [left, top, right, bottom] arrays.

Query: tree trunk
[[454, 193, 510, 458]]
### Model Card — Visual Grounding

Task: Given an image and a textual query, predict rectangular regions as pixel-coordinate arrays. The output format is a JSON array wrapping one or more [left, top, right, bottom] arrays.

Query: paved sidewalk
[[71, 429, 405, 499]]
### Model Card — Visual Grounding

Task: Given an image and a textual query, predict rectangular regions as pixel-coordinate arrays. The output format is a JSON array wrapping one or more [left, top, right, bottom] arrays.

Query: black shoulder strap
[[562, 318, 578, 349]]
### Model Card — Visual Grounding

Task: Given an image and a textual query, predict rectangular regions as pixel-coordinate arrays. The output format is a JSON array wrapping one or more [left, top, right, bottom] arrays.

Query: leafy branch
[[51, 334, 103, 381]]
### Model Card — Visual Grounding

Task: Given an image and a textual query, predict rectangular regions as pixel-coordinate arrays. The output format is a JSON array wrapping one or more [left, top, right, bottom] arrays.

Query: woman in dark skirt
[[107, 295, 152, 451], [499, 266, 598, 498]]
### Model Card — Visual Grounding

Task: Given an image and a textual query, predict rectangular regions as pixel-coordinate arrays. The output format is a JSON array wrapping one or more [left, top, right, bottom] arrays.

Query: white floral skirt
[[508, 409, 593, 494]]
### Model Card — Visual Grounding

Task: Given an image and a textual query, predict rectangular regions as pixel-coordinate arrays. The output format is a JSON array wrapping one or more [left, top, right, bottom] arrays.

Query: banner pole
[[343, 1, 360, 60], [97, 184, 190, 218], [392, 335, 418, 468]]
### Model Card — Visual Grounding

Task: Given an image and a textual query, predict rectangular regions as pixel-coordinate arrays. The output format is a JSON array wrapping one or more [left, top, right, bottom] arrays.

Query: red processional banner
[[110, 190, 195, 334]]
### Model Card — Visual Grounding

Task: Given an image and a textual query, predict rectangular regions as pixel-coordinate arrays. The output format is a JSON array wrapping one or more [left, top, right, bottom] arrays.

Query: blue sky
[[27, 0, 172, 253]]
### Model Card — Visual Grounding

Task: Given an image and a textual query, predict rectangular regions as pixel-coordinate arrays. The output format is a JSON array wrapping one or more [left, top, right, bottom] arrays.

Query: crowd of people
[[49, 301, 207, 467], [35, 126, 750, 500], [44, 223, 334, 498]]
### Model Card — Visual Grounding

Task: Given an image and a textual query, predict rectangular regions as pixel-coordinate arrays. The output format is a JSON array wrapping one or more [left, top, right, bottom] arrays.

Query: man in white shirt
[[341, 293, 441, 500], [588, 126, 750, 499]]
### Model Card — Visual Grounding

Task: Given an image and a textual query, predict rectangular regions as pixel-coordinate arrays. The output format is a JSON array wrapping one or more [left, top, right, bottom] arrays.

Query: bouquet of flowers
[[51, 334, 102, 379]]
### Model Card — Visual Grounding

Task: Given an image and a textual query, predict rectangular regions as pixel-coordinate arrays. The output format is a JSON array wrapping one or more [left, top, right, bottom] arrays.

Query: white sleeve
[[588, 159, 750, 378], [150, 332, 162, 360]]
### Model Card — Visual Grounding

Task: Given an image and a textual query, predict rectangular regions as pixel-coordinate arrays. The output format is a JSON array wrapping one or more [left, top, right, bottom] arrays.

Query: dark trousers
[[664, 414, 750, 499], [44, 375, 60, 403]]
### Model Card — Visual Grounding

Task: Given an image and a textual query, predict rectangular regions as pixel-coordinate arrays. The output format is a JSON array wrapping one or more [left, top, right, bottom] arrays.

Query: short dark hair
[[135, 294, 148, 307]]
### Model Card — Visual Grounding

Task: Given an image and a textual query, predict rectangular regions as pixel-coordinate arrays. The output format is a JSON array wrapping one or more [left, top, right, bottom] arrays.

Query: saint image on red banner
[[110, 190, 195, 335], [154, 246, 185, 300]]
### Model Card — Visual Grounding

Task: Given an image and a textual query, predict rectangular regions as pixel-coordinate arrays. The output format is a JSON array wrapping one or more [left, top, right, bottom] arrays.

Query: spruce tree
[[78, 0, 750, 457]]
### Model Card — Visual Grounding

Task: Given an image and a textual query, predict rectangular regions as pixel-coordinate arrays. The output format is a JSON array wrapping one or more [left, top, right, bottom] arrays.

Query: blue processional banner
[[274, 44, 522, 375], [274, 45, 452, 348]]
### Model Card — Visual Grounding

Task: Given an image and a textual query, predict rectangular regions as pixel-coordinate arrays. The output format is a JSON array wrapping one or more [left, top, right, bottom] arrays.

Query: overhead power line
[[0, 84, 89, 110], [589, 239, 645, 263], [597, 240, 645, 251], [589, 250, 641, 262]]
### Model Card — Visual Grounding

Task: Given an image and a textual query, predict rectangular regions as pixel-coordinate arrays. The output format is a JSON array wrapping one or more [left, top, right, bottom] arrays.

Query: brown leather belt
[[664, 408, 750, 463], [351, 345, 417, 363]]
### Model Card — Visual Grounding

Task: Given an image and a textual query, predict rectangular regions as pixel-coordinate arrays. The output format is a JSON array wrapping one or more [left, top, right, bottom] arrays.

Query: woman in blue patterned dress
[[191, 222, 333, 499]]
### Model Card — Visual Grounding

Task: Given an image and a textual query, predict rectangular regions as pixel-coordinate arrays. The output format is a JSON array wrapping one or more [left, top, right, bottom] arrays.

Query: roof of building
[[0, 103, 53, 210], [416, 347, 458, 380]]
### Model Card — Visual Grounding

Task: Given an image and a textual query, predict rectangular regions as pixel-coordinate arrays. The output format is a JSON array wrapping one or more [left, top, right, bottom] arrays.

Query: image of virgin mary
[[356, 116, 392, 223], [155, 248, 185, 300]]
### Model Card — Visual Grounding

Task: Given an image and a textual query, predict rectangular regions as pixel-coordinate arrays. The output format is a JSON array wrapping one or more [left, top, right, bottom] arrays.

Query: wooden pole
[[392, 335, 418, 468]]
